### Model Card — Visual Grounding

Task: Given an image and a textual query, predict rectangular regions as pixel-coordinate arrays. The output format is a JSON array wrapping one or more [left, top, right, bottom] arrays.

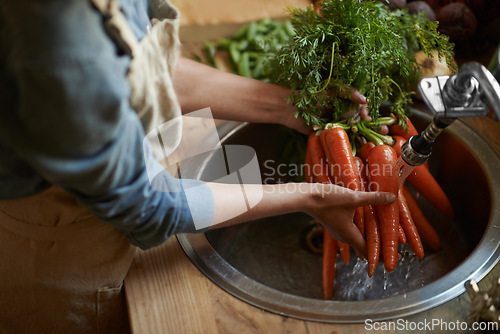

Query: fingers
[[377, 125, 389, 135], [370, 123, 389, 135], [331, 191, 395, 258], [360, 104, 390, 135], [325, 221, 367, 259], [349, 88, 368, 105], [282, 111, 313, 135], [359, 104, 372, 121], [334, 85, 368, 104], [352, 191, 396, 207], [334, 86, 390, 137]]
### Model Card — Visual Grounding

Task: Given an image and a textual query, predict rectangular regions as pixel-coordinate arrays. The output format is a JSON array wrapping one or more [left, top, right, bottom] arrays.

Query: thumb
[[349, 88, 368, 105], [326, 223, 368, 260], [352, 191, 396, 207], [335, 85, 368, 104]]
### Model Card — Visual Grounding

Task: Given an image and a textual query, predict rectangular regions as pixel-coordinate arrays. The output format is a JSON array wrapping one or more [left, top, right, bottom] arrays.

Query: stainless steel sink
[[177, 108, 500, 323]]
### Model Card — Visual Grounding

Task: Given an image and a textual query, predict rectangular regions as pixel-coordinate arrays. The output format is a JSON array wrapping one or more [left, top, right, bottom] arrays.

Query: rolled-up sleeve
[[0, 0, 214, 249]]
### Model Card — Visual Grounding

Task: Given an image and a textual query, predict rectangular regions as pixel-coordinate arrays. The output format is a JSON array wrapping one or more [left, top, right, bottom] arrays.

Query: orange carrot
[[392, 135, 408, 157], [307, 132, 333, 184], [398, 224, 407, 244], [320, 127, 364, 237], [398, 189, 425, 259], [389, 117, 419, 139], [406, 167, 454, 218], [337, 240, 350, 265], [322, 231, 338, 300], [367, 145, 400, 272], [402, 185, 441, 251], [358, 141, 376, 164], [364, 202, 381, 277], [308, 133, 349, 264], [305, 133, 340, 298], [354, 157, 380, 277]]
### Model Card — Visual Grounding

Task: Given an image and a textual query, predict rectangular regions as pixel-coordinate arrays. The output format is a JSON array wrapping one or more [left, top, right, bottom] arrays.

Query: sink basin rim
[[177, 110, 500, 323]]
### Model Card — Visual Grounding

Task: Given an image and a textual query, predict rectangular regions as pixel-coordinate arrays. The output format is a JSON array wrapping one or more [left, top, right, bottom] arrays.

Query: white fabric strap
[[91, 0, 140, 57], [90, 0, 108, 13]]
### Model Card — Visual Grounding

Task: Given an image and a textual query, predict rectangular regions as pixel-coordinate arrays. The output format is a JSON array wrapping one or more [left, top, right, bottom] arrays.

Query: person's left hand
[[281, 85, 370, 135]]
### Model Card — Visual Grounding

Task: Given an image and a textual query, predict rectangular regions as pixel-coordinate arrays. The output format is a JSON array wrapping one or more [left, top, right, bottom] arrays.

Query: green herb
[[200, 18, 295, 82], [269, 0, 456, 128]]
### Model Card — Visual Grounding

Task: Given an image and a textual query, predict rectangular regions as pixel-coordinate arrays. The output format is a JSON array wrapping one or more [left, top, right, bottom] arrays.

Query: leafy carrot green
[[269, 0, 456, 128]]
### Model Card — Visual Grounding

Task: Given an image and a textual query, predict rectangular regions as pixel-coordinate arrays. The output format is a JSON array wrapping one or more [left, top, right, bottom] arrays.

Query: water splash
[[393, 156, 415, 189], [403, 249, 416, 281], [383, 270, 389, 291], [333, 247, 427, 301], [420, 264, 425, 288]]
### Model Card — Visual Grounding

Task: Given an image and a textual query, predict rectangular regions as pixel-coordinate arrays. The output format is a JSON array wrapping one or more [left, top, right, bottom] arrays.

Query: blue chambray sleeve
[[1, 0, 214, 249]]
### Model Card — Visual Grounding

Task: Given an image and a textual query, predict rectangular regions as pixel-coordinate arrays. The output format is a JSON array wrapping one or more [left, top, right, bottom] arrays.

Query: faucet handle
[[418, 76, 448, 116], [418, 75, 489, 119]]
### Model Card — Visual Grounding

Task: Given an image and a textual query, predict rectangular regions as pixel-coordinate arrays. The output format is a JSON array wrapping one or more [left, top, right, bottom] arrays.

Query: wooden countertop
[[124, 116, 500, 334]]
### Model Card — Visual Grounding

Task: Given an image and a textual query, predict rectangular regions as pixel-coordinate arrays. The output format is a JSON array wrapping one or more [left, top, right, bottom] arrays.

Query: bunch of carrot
[[304, 117, 452, 300]]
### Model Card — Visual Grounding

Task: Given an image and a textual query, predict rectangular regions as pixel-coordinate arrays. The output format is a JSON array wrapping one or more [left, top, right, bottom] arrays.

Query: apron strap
[[90, 0, 108, 13], [90, 0, 140, 57]]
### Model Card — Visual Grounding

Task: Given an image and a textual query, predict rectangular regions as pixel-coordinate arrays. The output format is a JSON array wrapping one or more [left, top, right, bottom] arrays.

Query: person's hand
[[333, 84, 368, 106], [334, 84, 390, 135], [304, 184, 396, 259], [280, 85, 371, 135]]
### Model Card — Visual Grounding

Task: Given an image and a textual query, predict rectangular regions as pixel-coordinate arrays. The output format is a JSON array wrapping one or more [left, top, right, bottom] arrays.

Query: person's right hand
[[304, 183, 396, 259]]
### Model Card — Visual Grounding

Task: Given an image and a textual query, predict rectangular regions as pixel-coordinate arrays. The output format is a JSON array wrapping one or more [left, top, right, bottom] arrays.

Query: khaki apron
[[0, 0, 182, 333]]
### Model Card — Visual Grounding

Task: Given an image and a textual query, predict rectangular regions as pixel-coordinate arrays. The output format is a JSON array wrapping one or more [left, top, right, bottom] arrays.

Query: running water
[[393, 156, 415, 189]]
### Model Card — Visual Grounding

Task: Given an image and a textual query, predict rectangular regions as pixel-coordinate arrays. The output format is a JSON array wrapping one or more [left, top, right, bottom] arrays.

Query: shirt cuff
[[144, 137, 215, 234], [181, 179, 215, 231]]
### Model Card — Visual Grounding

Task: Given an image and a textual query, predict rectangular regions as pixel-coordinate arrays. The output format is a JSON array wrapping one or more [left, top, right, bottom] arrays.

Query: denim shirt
[[0, 0, 213, 249]]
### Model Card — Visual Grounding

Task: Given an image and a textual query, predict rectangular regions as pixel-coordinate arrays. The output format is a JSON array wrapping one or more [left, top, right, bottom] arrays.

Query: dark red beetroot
[[456, 0, 490, 22], [378, 0, 407, 11], [424, 0, 442, 11], [455, 1, 485, 12], [436, 3, 478, 42], [407, 1, 437, 21]]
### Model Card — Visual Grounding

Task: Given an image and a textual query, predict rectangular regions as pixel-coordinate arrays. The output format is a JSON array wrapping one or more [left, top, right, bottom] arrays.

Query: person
[[0, 0, 395, 333]]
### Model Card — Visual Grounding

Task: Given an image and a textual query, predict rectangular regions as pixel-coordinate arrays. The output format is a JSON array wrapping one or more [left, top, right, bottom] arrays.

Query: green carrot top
[[269, 0, 456, 128]]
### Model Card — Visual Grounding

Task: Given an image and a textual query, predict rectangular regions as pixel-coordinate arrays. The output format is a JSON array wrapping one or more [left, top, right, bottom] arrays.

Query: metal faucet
[[401, 46, 500, 167]]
